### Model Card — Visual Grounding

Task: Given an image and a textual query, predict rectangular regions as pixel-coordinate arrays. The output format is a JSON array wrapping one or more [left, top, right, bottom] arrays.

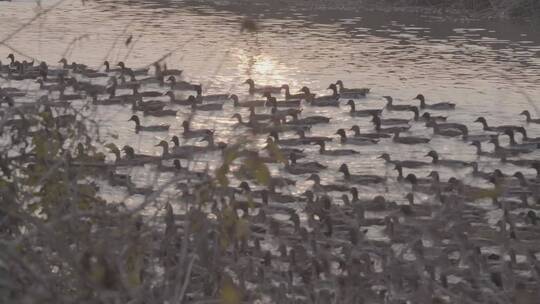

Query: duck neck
[[396, 167, 403, 179], [430, 155, 438, 164], [341, 167, 351, 179], [507, 133, 517, 145], [161, 144, 169, 156], [348, 103, 356, 112], [330, 86, 338, 97]]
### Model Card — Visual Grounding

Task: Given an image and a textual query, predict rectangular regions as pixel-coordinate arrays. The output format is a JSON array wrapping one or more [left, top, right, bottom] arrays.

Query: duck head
[[7, 53, 15, 63], [166, 75, 176, 83], [519, 110, 530, 117], [229, 94, 239, 104], [405, 173, 417, 184], [116, 61, 126, 69], [346, 99, 355, 106], [425, 150, 438, 160], [128, 115, 140, 125], [299, 86, 310, 94], [121, 145, 135, 158], [382, 96, 393, 103], [181, 120, 190, 129], [58, 58, 68, 66], [335, 128, 347, 138], [335, 80, 344, 87], [413, 94, 425, 102], [238, 181, 251, 192], [171, 136, 180, 147], [231, 113, 243, 123], [338, 164, 350, 175], [474, 116, 487, 124], [243, 79, 254, 86], [378, 153, 391, 161], [349, 125, 360, 134]]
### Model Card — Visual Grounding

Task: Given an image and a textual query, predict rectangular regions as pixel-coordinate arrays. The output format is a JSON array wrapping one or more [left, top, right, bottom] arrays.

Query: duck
[[313, 140, 359, 156], [418, 111, 447, 122], [156, 159, 189, 174], [296, 129, 332, 143], [392, 131, 430, 144], [370, 113, 410, 126], [284, 158, 321, 175], [103, 60, 122, 73], [264, 137, 305, 159], [191, 99, 223, 111], [349, 125, 390, 139], [503, 129, 540, 150], [345, 100, 382, 117], [306, 174, 349, 192], [117, 61, 149, 76], [249, 106, 272, 121], [335, 80, 370, 96], [474, 116, 521, 133], [182, 121, 212, 139], [35, 79, 64, 92], [499, 154, 539, 168], [243, 79, 281, 95], [164, 92, 200, 106], [383, 96, 413, 111], [230, 94, 266, 108], [489, 135, 533, 155], [470, 162, 492, 181], [167, 75, 196, 91], [425, 120, 468, 135], [519, 110, 540, 124], [372, 116, 411, 133], [286, 113, 330, 125], [338, 164, 385, 184], [142, 107, 177, 117], [231, 113, 266, 129], [469, 141, 501, 158], [302, 86, 340, 107], [131, 85, 163, 98], [404, 173, 436, 194], [515, 127, 540, 143], [193, 85, 230, 102], [335, 129, 378, 145], [425, 150, 470, 168], [461, 128, 494, 143], [265, 95, 302, 108], [431, 123, 463, 137], [290, 153, 326, 171], [58, 58, 87, 70], [281, 84, 307, 100], [128, 115, 170, 133], [155, 140, 201, 159], [132, 99, 166, 112], [122, 145, 161, 163], [413, 94, 455, 110], [171, 136, 208, 154], [378, 153, 429, 168], [269, 131, 307, 146]]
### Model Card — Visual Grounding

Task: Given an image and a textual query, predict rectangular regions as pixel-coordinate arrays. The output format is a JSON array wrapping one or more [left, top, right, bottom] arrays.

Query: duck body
[[128, 115, 169, 132], [414, 94, 456, 110], [286, 114, 330, 125], [230, 95, 266, 108], [244, 79, 281, 95], [378, 153, 429, 169], [346, 100, 382, 117], [383, 96, 413, 111], [393, 132, 430, 145], [182, 121, 212, 139], [335, 80, 370, 96], [336, 129, 378, 145], [371, 115, 410, 126], [426, 150, 470, 168], [373, 116, 411, 133], [339, 164, 385, 184], [314, 141, 358, 156], [191, 101, 223, 111], [350, 125, 391, 139], [520, 110, 540, 124]]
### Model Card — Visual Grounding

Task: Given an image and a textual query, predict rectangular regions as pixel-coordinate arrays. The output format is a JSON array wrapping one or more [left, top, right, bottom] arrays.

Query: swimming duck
[[296, 129, 332, 143], [281, 84, 307, 100], [503, 129, 540, 150], [425, 120, 468, 135], [122, 145, 161, 163], [335, 80, 370, 96], [425, 150, 470, 168], [313, 140, 359, 156], [182, 120, 212, 139], [286, 113, 330, 125], [166, 75, 196, 91], [155, 140, 193, 159], [164, 92, 199, 106], [128, 115, 169, 133], [515, 127, 540, 143], [132, 99, 166, 112], [378, 153, 429, 168], [431, 123, 463, 137], [290, 153, 326, 171], [461, 128, 494, 143], [418, 111, 447, 122], [413, 94, 455, 110], [519, 110, 540, 124], [383, 96, 413, 111], [470, 162, 492, 181], [103, 60, 122, 73], [36, 79, 64, 92], [345, 100, 382, 117], [142, 108, 177, 117], [230, 94, 266, 108], [284, 158, 321, 175], [335, 129, 378, 145], [194, 85, 230, 102], [349, 125, 390, 139], [489, 135, 533, 155], [249, 106, 272, 121], [306, 174, 349, 192], [244, 79, 281, 95], [393, 131, 430, 144], [265, 95, 302, 108], [474, 116, 521, 133], [131, 85, 163, 98], [264, 137, 305, 159], [231, 113, 264, 129], [338, 164, 385, 184], [199, 132, 226, 151], [269, 131, 307, 146], [404, 173, 435, 194], [372, 116, 411, 133], [301, 86, 339, 106], [469, 141, 501, 158], [117, 61, 149, 76], [191, 99, 223, 111], [171, 135, 209, 154], [370, 113, 410, 126]]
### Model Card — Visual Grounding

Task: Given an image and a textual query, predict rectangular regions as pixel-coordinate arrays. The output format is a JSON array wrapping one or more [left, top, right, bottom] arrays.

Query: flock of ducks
[[2, 53, 540, 303]]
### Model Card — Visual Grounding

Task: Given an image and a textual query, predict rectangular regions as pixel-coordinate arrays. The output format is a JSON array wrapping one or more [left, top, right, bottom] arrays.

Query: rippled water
[[2, 0, 540, 205]]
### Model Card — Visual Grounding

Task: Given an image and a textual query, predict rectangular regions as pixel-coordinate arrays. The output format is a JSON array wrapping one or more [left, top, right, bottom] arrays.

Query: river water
[[1, 0, 540, 205]]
